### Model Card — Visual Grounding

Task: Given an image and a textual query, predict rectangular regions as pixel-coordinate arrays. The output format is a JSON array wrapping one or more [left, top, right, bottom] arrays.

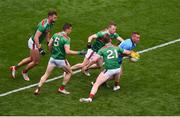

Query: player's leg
[[80, 70, 109, 102], [10, 57, 32, 78], [22, 49, 40, 81], [58, 60, 72, 95], [71, 49, 93, 76], [71, 57, 89, 70], [34, 62, 55, 95], [88, 56, 103, 69], [9, 38, 34, 78], [113, 66, 123, 91], [16, 57, 32, 68]]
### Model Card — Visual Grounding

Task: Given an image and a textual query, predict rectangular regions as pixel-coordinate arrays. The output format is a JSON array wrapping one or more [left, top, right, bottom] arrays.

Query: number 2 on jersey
[[107, 50, 118, 59]]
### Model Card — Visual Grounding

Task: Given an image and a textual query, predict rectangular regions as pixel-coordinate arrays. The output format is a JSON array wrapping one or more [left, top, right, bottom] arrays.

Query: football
[[130, 51, 140, 62]]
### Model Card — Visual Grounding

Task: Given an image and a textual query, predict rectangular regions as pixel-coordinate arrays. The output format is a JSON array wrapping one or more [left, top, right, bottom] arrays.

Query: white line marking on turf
[[0, 38, 180, 97]]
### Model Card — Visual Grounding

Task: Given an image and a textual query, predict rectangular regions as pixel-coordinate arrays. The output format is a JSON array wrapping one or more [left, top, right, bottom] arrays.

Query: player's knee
[[35, 61, 39, 65], [69, 69, 73, 75]]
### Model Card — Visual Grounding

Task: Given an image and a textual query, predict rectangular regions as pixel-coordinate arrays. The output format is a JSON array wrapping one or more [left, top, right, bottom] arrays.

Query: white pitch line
[[0, 38, 180, 97]]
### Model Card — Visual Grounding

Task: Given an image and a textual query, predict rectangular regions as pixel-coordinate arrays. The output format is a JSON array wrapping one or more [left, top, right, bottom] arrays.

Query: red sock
[[22, 69, 28, 73], [59, 86, 65, 90], [89, 93, 94, 99], [115, 81, 119, 86]]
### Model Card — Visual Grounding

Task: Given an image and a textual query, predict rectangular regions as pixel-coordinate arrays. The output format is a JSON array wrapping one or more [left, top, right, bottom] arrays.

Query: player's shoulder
[[52, 33, 59, 37], [59, 32, 71, 40], [124, 38, 131, 42], [120, 38, 131, 45], [39, 18, 48, 27], [98, 29, 108, 34], [113, 32, 119, 35]]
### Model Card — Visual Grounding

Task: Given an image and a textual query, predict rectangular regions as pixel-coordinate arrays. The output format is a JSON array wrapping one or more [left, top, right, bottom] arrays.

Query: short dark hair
[[48, 10, 57, 16], [108, 21, 117, 28], [63, 23, 72, 31], [103, 33, 111, 44], [132, 32, 140, 35]]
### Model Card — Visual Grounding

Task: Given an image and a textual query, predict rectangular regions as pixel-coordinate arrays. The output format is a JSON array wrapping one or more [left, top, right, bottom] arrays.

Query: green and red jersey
[[92, 30, 120, 52], [32, 18, 53, 43], [51, 32, 70, 60], [98, 44, 124, 69]]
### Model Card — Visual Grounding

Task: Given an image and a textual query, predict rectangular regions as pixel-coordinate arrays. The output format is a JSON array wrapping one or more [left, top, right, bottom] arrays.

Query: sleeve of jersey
[[119, 41, 125, 49], [51, 34, 56, 40], [97, 49, 103, 57], [96, 32, 103, 38], [115, 33, 120, 38], [118, 47, 124, 54], [64, 38, 70, 45], [37, 25, 46, 33]]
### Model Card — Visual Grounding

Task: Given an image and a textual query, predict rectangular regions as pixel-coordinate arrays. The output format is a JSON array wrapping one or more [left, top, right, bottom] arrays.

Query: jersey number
[[54, 37, 60, 46], [107, 50, 118, 59]]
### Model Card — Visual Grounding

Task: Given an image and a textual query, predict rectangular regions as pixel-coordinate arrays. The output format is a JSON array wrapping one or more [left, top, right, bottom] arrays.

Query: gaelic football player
[[71, 22, 124, 76], [80, 34, 132, 103], [113, 32, 140, 91], [34, 23, 85, 95], [10, 10, 57, 81]]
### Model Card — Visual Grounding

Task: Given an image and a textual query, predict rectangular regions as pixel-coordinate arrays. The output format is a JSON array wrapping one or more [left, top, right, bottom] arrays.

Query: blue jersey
[[118, 38, 136, 63]]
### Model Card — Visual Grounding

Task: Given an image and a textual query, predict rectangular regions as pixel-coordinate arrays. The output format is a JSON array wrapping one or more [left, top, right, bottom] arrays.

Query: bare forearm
[[66, 50, 79, 55], [117, 37, 124, 42]]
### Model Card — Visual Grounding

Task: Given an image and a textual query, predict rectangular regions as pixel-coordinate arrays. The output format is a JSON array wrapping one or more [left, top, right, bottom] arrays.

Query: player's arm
[[123, 49, 131, 55], [64, 45, 85, 55], [116, 36, 124, 42], [87, 34, 98, 48], [82, 54, 101, 71], [48, 38, 54, 52], [34, 31, 42, 49], [88, 34, 97, 43], [118, 47, 131, 55]]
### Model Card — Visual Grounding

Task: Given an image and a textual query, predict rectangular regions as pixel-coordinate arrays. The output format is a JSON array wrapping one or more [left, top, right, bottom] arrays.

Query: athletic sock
[[89, 93, 94, 99], [59, 83, 65, 90], [115, 81, 119, 86], [22, 69, 28, 73]]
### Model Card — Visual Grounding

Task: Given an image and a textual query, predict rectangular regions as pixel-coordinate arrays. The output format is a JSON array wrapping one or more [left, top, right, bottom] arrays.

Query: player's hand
[[78, 49, 87, 55], [129, 51, 140, 62], [130, 51, 140, 58], [38, 48, 46, 56], [87, 42, 92, 49]]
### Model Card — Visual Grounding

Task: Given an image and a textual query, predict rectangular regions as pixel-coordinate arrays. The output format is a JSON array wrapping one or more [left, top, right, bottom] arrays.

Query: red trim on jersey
[[42, 20, 45, 26], [102, 45, 109, 48], [99, 38, 104, 42], [62, 34, 68, 39]]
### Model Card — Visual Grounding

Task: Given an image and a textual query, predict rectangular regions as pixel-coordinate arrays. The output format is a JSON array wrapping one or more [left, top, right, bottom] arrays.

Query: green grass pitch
[[0, 0, 180, 115]]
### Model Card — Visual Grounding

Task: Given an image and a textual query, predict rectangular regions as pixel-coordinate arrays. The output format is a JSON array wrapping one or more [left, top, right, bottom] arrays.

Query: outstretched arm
[[64, 45, 86, 55], [88, 34, 98, 43], [116, 36, 124, 42]]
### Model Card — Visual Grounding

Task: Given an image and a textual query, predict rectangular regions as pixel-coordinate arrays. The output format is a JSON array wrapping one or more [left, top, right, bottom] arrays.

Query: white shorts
[[28, 37, 38, 50], [48, 57, 69, 68], [85, 49, 99, 61], [102, 67, 121, 79]]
